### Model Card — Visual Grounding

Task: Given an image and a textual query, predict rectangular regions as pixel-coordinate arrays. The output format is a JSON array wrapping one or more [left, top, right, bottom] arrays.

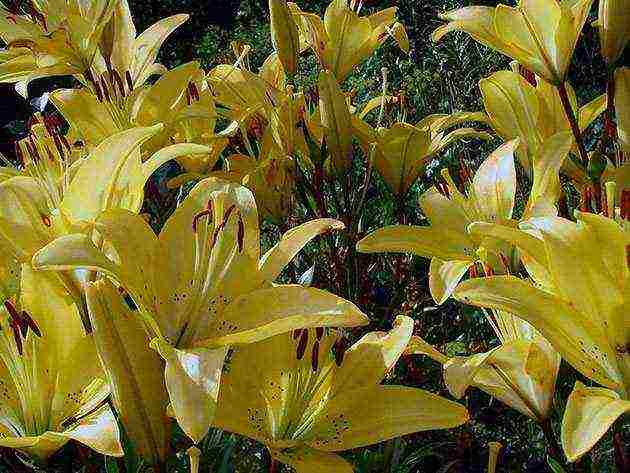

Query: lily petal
[[561, 382, 630, 462], [204, 285, 369, 346], [308, 385, 469, 451], [454, 276, 620, 389], [272, 446, 353, 473], [332, 315, 413, 392], [85, 280, 170, 465], [259, 219, 344, 283], [151, 339, 228, 443], [429, 258, 473, 305]]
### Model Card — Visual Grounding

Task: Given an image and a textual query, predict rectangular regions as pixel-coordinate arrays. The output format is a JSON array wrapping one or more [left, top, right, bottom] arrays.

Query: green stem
[[557, 82, 589, 167], [540, 418, 566, 468], [613, 417, 628, 473]]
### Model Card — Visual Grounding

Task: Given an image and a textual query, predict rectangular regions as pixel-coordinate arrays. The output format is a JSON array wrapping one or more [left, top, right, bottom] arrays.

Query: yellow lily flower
[[453, 212, 630, 461], [0, 0, 118, 95], [354, 111, 492, 198], [0, 124, 204, 318], [0, 265, 122, 462], [32, 178, 369, 443], [96, 0, 189, 89], [596, 0, 630, 65], [0, 0, 187, 96], [213, 316, 469, 472], [289, 0, 408, 82], [432, 0, 594, 85], [358, 133, 574, 304], [407, 309, 560, 423], [220, 153, 296, 224], [358, 139, 509, 304], [480, 67, 606, 176], [52, 61, 217, 158]]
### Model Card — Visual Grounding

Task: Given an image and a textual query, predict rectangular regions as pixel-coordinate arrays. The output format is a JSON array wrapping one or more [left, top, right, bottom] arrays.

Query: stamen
[[498, 253, 511, 275], [311, 340, 320, 372], [580, 187, 593, 213], [621, 189, 630, 221], [333, 337, 346, 367], [211, 205, 237, 247], [296, 329, 308, 360], [41, 215, 52, 227], [9, 318, 23, 355], [51, 133, 65, 158], [237, 217, 245, 253], [293, 329, 302, 340], [100, 75, 111, 102], [188, 82, 200, 102], [518, 65, 536, 86], [14, 142, 24, 164], [315, 327, 324, 341], [112, 70, 126, 97], [21, 311, 41, 337], [125, 71, 134, 94], [192, 209, 212, 233]]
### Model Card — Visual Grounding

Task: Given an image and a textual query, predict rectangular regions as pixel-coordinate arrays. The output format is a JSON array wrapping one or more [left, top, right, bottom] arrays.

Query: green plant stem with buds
[[557, 82, 589, 168], [540, 418, 566, 470]]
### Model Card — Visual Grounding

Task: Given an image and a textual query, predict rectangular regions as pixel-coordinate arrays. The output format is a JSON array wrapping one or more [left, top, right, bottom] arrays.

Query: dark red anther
[[293, 329, 302, 340], [94, 80, 104, 102], [191, 209, 212, 233], [3, 300, 19, 321], [21, 311, 41, 337], [125, 71, 134, 93], [112, 69, 125, 97], [621, 189, 630, 220], [518, 65, 536, 86], [296, 329, 308, 360], [60, 134, 71, 153], [333, 337, 347, 367], [51, 133, 65, 158], [468, 264, 478, 279], [41, 214, 52, 227], [435, 177, 450, 198], [9, 318, 23, 355], [188, 82, 199, 102], [237, 217, 244, 253], [498, 253, 511, 275], [44, 144, 55, 162], [27, 136, 41, 162], [43, 115, 56, 137], [311, 340, 320, 372], [605, 112, 618, 141], [186, 87, 192, 106], [100, 75, 111, 102], [482, 263, 494, 277], [315, 327, 324, 341]]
